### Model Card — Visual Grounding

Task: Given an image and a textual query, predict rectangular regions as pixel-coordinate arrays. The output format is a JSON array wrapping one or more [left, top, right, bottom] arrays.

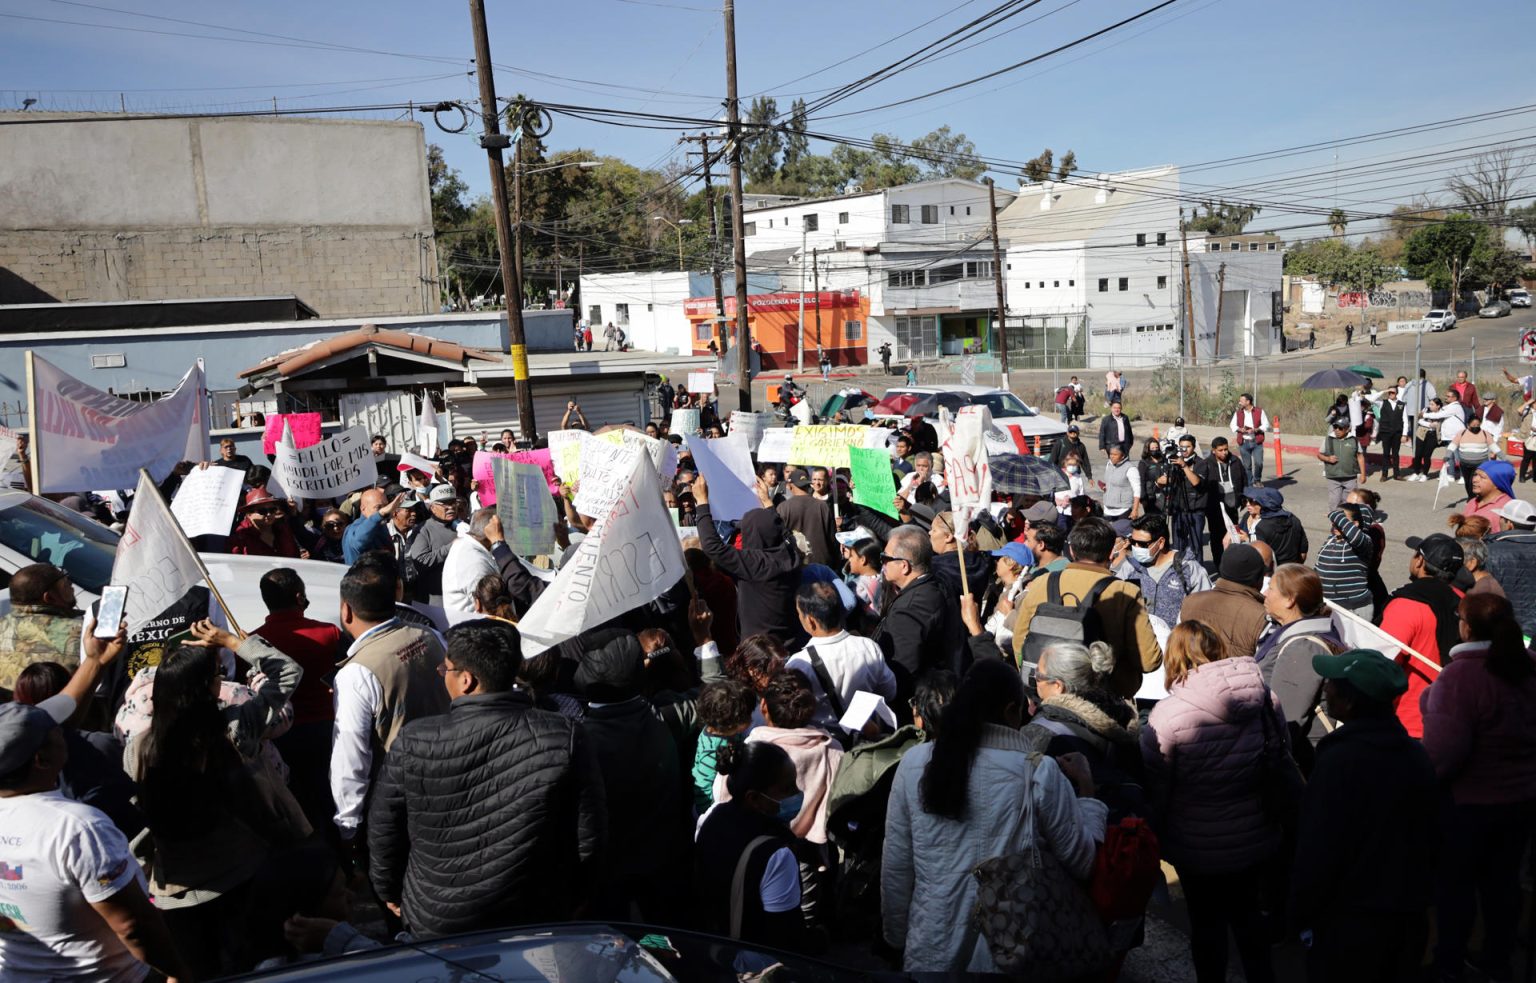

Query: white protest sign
[[791, 399, 814, 425], [756, 428, 795, 463], [170, 465, 246, 539], [687, 370, 716, 394], [689, 433, 759, 522], [729, 410, 771, 452], [518, 452, 688, 656], [494, 458, 558, 556], [596, 427, 677, 484], [575, 438, 645, 521], [272, 424, 375, 499], [0, 425, 21, 488], [114, 470, 209, 637], [548, 429, 590, 484], [396, 452, 437, 478], [32, 355, 207, 494], [671, 408, 702, 447], [942, 406, 993, 512], [864, 427, 895, 450]]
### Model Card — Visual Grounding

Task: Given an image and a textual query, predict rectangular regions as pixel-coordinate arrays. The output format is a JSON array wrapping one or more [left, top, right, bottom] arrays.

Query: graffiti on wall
[[1336, 288, 1435, 309]]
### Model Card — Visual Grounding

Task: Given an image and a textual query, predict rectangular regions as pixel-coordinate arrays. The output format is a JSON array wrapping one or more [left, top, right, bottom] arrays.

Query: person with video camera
[[1155, 434, 1211, 564]]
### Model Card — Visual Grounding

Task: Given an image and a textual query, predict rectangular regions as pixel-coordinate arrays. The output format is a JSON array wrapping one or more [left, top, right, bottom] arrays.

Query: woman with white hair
[[1021, 640, 1145, 818]]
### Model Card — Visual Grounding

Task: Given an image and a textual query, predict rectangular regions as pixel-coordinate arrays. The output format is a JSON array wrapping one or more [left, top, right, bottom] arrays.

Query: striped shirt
[[1314, 509, 1373, 607]]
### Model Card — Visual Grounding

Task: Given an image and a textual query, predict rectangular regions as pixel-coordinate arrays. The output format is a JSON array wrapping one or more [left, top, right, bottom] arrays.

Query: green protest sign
[[849, 446, 899, 518]]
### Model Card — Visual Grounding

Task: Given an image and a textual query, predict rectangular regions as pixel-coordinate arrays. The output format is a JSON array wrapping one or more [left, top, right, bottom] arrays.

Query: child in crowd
[[692, 677, 756, 813]]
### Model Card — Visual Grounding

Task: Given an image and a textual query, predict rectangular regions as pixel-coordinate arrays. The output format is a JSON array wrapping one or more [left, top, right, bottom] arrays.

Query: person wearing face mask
[[1157, 435, 1211, 562], [1137, 438, 1170, 516], [1449, 414, 1499, 501], [694, 740, 814, 951], [1203, 437, 1248, 566], [1049, 424, 1093, 479], [1115, 513, 1211, 628], [229, 488, 309, 559], [1061, 450, 1089, 497]]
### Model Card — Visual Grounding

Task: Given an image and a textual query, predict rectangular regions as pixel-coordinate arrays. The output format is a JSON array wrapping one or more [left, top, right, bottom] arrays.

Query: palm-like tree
[[1328, 208, 1349, 237]]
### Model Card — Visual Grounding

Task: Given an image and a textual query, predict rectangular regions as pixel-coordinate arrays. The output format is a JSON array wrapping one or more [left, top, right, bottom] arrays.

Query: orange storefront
[[685, 289, 869, 372]]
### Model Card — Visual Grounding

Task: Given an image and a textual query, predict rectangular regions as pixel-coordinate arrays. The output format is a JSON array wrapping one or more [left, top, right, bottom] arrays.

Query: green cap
[[1311, 649, 1409, 703]]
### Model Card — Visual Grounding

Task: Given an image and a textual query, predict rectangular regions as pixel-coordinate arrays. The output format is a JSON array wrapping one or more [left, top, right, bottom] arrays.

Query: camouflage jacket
[[0, 604, 83, 689]]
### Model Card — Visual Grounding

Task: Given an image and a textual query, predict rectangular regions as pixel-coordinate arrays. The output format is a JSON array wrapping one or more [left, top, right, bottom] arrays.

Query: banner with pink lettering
[[30, 354, 208, 494]]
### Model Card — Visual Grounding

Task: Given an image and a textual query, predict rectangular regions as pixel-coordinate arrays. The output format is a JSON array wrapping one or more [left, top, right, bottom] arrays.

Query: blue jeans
[[1238, 438, 1264, 481]]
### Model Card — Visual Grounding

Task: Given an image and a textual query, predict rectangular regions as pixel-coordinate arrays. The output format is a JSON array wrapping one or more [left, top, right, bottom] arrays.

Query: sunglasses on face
[[879, 553, 910, 567], [323, 520, 348, 529], [250, 507, 283, 517]]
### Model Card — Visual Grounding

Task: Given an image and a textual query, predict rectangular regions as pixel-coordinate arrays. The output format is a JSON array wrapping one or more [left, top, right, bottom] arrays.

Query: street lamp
[[652, 216, 694, 272]]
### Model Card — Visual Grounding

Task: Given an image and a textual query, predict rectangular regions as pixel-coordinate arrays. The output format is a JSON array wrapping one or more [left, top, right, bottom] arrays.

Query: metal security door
[[339, 390, 419, 455]]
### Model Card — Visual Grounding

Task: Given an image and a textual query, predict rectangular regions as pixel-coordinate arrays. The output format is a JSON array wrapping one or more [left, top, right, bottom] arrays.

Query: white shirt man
[[442, 510, 500, 625], [897, 453, 946, 502], [786, 582, 897, 736]]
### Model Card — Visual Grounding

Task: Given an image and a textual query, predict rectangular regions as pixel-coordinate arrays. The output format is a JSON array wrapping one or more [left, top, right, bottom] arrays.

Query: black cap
[[1405, 533, 1464, 576]]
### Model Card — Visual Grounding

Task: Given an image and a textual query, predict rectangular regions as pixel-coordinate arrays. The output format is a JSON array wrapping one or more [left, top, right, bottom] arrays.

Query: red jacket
[[228, 517, 304, 558], [254, 609, 344, 726], [1379, 579, 1464, 738]]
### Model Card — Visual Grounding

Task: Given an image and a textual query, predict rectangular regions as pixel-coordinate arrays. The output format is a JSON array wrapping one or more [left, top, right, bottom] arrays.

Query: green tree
[[1467, 244, 1530, 294], [1021, 148, 1054, 183], [783, 98, 809, 171], [1182, 199, 1262, 235], [1401, 214, 1484, 302], [1284, 239, 1392, 292], [742, 96, 782, 186], [908, 125, 985, 180], [1327, 208, 1348, 237], [1510, 202, 1536, 254]]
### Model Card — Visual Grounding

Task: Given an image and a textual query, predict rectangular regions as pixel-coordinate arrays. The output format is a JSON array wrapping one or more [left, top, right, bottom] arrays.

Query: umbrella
[[1347, 364, 1384, 378], [870, 392, 921, 417], [991, 453, 1069, 496], [1300, 368, 1367, 390], [906, 392, 970, 418]]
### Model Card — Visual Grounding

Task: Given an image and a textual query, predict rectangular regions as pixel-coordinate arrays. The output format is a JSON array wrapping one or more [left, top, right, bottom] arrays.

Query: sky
[[5, 0, 1536, 241]]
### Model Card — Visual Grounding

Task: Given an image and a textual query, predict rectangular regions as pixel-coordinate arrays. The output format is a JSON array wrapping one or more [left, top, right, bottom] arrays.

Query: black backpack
[[1021, 571, 1114, 667]]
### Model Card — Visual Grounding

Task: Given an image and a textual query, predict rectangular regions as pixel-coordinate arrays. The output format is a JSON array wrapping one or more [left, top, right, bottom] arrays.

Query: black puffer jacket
[[875, 573, 964, 705], [367, 690, 607, 937], [695, 504, 802, 642]]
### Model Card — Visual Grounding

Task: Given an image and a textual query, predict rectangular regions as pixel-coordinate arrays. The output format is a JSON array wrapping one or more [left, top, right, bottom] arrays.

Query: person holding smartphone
[[561, 400, 589, 432]]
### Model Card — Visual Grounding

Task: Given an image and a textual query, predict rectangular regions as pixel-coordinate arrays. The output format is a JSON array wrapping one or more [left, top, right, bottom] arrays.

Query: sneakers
[[1408, 473, 1427, 481]]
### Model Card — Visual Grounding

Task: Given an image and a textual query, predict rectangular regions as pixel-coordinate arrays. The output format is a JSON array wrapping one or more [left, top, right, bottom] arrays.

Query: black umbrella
[[991, 453, 1069, 496], [1299, 368, 1367, 390]]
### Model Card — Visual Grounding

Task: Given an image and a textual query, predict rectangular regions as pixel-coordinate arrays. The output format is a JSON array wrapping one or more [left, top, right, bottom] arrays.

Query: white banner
[[32, 355, 207, 494], [494, 458, 558, 556], [689, 433, 759, 522], [518, 452, 687, 656], [170, 466, 246, 539], [756, 427, 795, 463], [687, 370, 716, 394], [729, 411, 772, 452], [417, 394, 441, 457], [114, 471, 209, 637], [574, 438, 644, 522], [942, 405, 993, 512], [272, 424, 376, 499]]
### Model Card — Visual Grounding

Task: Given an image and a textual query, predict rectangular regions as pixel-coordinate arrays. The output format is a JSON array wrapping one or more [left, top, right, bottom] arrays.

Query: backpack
[[1088, 817, 1162, 928], [1022, 571, 1114, 667]]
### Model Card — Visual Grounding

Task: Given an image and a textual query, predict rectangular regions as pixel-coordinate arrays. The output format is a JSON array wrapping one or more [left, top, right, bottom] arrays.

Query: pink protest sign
[[262, 413, 324, 455], [473, 449, 557, 505]]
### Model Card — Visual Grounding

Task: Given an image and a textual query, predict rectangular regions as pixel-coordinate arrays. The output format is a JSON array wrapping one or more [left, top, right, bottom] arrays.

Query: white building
[[742, 177, 1012, 257], [578, 270, 782, 355]]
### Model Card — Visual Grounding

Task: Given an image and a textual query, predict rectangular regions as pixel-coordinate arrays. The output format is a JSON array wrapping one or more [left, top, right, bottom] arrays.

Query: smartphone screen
[[95, 585, 129, 638]]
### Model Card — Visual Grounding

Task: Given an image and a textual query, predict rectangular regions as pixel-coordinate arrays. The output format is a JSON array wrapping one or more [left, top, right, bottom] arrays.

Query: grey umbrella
[[1300, 368, 1367, 390]]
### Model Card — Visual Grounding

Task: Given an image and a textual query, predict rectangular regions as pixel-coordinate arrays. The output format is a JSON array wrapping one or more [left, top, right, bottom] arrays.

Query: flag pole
[[1325, 599, 1439, 675], [24, 351, 40, 495], [138, 468, 246, 638]]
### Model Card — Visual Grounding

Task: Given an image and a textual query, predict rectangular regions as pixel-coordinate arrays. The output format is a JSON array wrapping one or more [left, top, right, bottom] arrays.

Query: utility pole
[[468, 0, 535, 442], [1213, 261, 1227, 359], [683, 133, 728, 356], [798, 228, 807, 373], [986, 177, 1010, 392], [1180, 208, 1196, 368], [724, 0, 752, 410], [812, 248, 822, 355], [554, 224, 562, 307]]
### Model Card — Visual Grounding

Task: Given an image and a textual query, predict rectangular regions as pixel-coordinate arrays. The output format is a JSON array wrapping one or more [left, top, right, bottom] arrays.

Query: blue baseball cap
[[991, 541, 1035, 567]]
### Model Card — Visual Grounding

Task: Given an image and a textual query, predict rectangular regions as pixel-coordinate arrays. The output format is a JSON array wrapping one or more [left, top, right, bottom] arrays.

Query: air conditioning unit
[[843, 184, 862, 195]]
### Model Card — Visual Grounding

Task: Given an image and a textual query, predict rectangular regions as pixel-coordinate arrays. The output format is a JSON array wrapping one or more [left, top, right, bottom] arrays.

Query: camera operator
[[1154, 434, 1210, 563], [1137, 438, 1170, 517]]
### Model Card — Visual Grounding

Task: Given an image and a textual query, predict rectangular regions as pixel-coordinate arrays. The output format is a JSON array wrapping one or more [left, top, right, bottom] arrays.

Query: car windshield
[[0, 497, 119, 593], [1427, 310, 1445, 318], [972, 392, 1034, 417]]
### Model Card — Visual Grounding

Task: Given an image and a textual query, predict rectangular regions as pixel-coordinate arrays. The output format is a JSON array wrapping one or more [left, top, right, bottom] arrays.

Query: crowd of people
[[2, 371, 1536, 983]]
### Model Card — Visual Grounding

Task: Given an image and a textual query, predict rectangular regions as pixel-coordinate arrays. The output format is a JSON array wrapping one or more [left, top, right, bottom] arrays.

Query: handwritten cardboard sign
[[170, 465, 246, 538], [494, 458, 558, 555], [849, 446, 899, 518], [272, 425, 374, 498], [787, 425, 867, 469], [729, 411, 771, 452], [756, 428, 794, 463]]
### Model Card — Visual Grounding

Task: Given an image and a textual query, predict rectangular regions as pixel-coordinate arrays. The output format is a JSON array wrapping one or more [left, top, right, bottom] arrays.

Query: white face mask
[[1066, 465, 1080, 475], [1131, 545, 1154, 564]]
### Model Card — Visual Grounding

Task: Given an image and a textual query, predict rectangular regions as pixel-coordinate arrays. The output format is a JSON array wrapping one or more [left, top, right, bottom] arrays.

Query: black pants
[[272, 721, 335, 840], [1411, 435, 1440, 475], [1206, 501, 1235, 565], [1181, 864, 1277, 983], [1376, 434, 1401, 478], [1307, 907, 1426, 983], [1435, 799, 1536, 977], [1522, 450, 1536, 481]]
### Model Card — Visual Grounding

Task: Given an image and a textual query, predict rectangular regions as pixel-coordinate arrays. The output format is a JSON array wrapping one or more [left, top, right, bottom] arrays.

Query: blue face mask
[[773, 791, 805, 825]]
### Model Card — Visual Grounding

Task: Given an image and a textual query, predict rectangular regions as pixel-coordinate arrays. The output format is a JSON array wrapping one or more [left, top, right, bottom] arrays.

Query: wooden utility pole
[[1180, 209, 1196, 367], [682, 133, 728, 355], [1213, 261, 1227, 358], [986, 177, 1010, 392], [724, 0, 752, 410], [468, 0, 535, 441]]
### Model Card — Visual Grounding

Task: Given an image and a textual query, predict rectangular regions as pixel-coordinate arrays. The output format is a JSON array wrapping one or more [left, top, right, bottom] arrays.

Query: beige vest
[[346, 622, 449, 751]]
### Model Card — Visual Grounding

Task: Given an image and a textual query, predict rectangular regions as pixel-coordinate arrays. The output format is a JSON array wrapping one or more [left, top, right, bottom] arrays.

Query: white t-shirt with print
[[0, 790, 147, 982]]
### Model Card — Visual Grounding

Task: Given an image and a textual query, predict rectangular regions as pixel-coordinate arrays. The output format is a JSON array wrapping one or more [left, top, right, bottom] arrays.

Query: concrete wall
[[0, 114, 437, 317], [742, 180, 1010, 258], [579, 271, 694, 354]]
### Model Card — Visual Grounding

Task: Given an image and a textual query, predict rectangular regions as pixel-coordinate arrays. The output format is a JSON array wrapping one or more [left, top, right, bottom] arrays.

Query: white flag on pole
[[518, 451, 688, 656], [31, 355, 207, 493], [114, 470, 209, 639], [417, 393, 441, 457], [943, 405, 993, 513]]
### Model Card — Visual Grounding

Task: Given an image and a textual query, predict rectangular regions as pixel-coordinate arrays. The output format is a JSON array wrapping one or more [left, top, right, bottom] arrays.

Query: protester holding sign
[[693, 476, 804, 643]]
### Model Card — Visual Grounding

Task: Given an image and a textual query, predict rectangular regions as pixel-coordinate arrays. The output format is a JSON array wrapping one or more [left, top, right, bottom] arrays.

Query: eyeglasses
[[250, 507, 283, 517], [1129, 537, 1155, 547], [879, 553, 910, 567], [322, 520, 348, 529], [436, 662, 469, 677]]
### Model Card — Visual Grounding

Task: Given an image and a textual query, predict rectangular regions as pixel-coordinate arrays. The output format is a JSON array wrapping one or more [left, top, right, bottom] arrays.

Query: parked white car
[[1509, 289, 1531, 308], [872, 385, 1068, 456], [0, 490, 349, 630], [1422, 309, 1457, 331]]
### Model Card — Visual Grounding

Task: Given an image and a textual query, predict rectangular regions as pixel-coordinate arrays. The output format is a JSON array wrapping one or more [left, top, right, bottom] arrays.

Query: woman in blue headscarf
[[1464, 459, 1516, 524]]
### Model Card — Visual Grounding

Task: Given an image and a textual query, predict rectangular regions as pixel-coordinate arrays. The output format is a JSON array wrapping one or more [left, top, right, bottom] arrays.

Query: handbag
[[1256, 688, 1305, 824], [970, 755, 1113, 980]]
